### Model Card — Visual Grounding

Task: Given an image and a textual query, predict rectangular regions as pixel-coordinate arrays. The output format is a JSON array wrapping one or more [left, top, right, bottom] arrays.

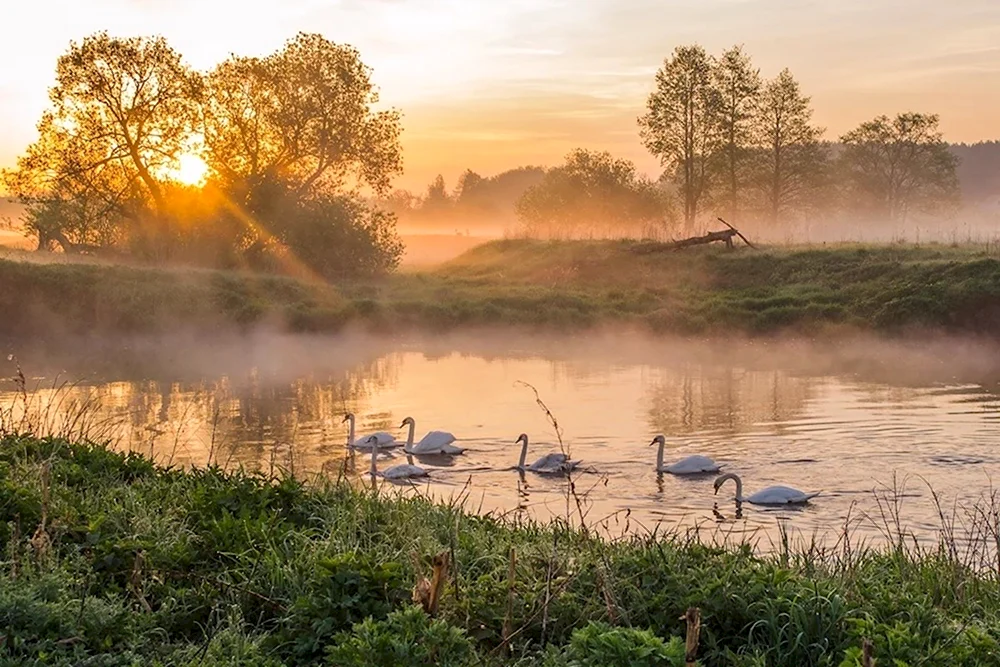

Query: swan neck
[[369, 444, 377, 476], [406, 453, 415, 466], [347, 415, 355, 447], [406, 421, 415, 450], [656, 440, 664, 470], [517, 437, 528, 469]]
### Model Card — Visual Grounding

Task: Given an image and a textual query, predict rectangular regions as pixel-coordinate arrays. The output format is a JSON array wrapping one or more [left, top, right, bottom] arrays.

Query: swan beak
[[342, 415, 349, 423], [648, 440, 655, 446]]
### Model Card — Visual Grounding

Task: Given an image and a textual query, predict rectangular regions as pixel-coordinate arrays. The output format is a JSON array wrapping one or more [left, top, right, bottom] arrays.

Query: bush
[[326, 605, 478, 666], [553, 622, 686, 667]]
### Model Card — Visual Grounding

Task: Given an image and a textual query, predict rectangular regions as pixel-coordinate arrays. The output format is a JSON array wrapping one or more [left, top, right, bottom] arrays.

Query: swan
[[369, 436, 428, 480], [343, 413, 398, 450], [400, 416, 465, 455], [650, 434, 720, 475], [515, 433, 580, 474], [713, 473, 820, 506]]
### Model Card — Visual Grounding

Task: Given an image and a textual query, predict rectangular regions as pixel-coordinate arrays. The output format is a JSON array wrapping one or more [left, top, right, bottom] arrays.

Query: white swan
[[400, 416, 465, 455], [714, 473, 820, 506], [369, 436, 427, 480], [650, 434, 720, 475], [515, 433, 580, 474], [343, 413, 398, 450]]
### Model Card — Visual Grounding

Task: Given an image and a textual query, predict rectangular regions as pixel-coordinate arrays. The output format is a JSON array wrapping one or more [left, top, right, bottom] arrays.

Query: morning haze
[[2, 2, 1000, 664]]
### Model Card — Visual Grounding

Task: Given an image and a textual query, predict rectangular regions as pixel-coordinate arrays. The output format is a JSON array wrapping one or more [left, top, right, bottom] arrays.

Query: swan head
[[342, 413, 354, 423], [365, 435, 379, 445], [649, 434, 666, 446], [399, 416, 415, 429], [515, 433, 528, 445]]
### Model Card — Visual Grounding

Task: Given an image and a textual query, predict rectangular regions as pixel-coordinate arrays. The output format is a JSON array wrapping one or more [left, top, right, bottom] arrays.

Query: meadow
[[2, 239, 1000, 341], [1, 434, 999, 665]]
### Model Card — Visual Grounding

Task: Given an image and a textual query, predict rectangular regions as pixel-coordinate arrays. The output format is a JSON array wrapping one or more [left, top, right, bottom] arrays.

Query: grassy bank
[[1, 435, 998, 665], [3, 240, 1000, 339]]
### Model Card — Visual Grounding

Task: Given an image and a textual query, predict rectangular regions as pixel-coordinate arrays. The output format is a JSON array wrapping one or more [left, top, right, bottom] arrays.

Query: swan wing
[[664, 455, 720, 475], [353, 432, 398, 449], [528, 453, 578, 473], [383, 464, 428, 479], [410, 430, 458, 453], [747, 485, 815, 505]]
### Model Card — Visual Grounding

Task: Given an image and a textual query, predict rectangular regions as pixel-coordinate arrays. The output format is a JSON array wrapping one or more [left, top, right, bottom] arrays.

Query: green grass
[[0, 435, 998, 665], [3, 239, 1000, 339]]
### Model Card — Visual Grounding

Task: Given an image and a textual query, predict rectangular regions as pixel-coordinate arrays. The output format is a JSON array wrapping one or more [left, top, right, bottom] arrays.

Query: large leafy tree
[[204, 32, 402, 207], [2, 33, 202, 251], [639, 45, 722, 230], [753, 69, 828, 222], [515, 149, 671, 237], [839, 113, 959, 221]]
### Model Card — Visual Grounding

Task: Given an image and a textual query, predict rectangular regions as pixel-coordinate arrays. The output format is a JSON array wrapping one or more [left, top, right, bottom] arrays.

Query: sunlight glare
[[174, 153, 209, 186]]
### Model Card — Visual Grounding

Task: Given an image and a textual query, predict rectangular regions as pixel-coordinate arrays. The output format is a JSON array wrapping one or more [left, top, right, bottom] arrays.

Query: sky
[[1, 0, 998, 192]]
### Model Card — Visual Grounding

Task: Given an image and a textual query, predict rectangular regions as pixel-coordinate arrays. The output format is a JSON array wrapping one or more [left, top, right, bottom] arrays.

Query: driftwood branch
[[717, 217, 756, 249], [631, 220, 756, 254]]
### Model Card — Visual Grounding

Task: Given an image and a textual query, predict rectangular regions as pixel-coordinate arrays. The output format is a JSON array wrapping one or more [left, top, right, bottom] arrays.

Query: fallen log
[[631, 220, 756, 254]]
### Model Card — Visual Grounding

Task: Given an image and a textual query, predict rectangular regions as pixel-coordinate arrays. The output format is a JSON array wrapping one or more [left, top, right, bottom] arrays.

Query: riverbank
[[0, 435, 997, 665], [2, 240, 1000, 340]]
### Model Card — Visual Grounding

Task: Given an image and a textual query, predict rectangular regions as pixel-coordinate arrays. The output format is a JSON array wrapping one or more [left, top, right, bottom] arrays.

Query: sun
[[173, 153, 209, 186]]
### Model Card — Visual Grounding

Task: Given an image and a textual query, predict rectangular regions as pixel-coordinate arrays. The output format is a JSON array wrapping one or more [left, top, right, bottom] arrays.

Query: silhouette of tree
[[839, 113, 959, 221], [2, 33, 201, 252], [639, 45, 722, 230], [712, 46, 761, 218], [753, 69, 828, 223], [515, 149, 672, 237]]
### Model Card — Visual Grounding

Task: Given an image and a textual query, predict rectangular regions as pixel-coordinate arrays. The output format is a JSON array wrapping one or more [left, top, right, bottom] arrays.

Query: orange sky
[[1, 0, 998, 192]]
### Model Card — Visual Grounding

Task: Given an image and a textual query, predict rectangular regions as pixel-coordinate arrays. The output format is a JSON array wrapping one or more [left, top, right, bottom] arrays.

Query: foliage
[[711, 45, 762, 219], [551, 622, 686, 666], [752, 69, 829, 222], [326, 605, 478, 666], [839, 112, 960, 221], [515, 149, 672, 238], [1, 33, 202, 254], [639, 45, 721, 229], [2, 31, 403, 278]]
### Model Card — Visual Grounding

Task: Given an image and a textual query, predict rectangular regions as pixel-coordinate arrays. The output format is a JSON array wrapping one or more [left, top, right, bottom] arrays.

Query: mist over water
[[3, 328, 1000, 549]]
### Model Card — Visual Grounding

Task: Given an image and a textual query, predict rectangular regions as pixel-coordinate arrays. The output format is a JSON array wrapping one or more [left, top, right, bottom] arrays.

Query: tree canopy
[[2, 32, 404, 276], [839, 112, 959, 221]]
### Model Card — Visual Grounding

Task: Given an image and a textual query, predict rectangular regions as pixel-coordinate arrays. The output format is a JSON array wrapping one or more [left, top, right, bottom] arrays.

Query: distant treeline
[[385, 45, 999, 240]]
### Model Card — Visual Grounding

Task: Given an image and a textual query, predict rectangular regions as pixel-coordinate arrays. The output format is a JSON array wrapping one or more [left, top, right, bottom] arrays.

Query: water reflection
[[2, 331, 1000, 551]]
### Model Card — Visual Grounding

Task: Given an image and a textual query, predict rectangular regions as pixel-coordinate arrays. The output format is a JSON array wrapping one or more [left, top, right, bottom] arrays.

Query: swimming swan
[[343, 413, 398, 449], [400, 416, 465, 455], [515, 433, 580, 474], [369, 436, 428, 480], [714, 473, 820, 506], [650, 434, 720, 475]]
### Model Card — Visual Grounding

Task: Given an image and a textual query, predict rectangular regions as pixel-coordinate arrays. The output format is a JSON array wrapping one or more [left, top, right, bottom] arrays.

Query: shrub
[[326, 605, 478, 666]]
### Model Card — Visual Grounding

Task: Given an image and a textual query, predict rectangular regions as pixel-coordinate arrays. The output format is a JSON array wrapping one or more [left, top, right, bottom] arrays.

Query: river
[[3, 330, 999, 554]]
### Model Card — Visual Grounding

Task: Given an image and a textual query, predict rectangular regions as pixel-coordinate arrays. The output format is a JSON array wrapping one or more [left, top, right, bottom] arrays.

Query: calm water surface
[[3, 331, 999, 549]]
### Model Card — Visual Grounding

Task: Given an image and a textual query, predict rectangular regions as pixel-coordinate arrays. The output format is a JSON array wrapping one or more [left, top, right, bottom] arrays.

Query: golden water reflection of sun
[[173, 153, 208, 186]]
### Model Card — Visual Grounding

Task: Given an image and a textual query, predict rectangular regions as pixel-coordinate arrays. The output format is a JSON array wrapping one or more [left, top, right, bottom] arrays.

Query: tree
[[204, 32, 402, 206], [754, 69, 828, 222], [712, 46, 761, 217], [839, 113, 959, 220], [420, 175, 451, 213], [202, 32, 404, 274], [515, 149, 672, 237], [639, 45, 722, 230], [1, 33, 202, 252]]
